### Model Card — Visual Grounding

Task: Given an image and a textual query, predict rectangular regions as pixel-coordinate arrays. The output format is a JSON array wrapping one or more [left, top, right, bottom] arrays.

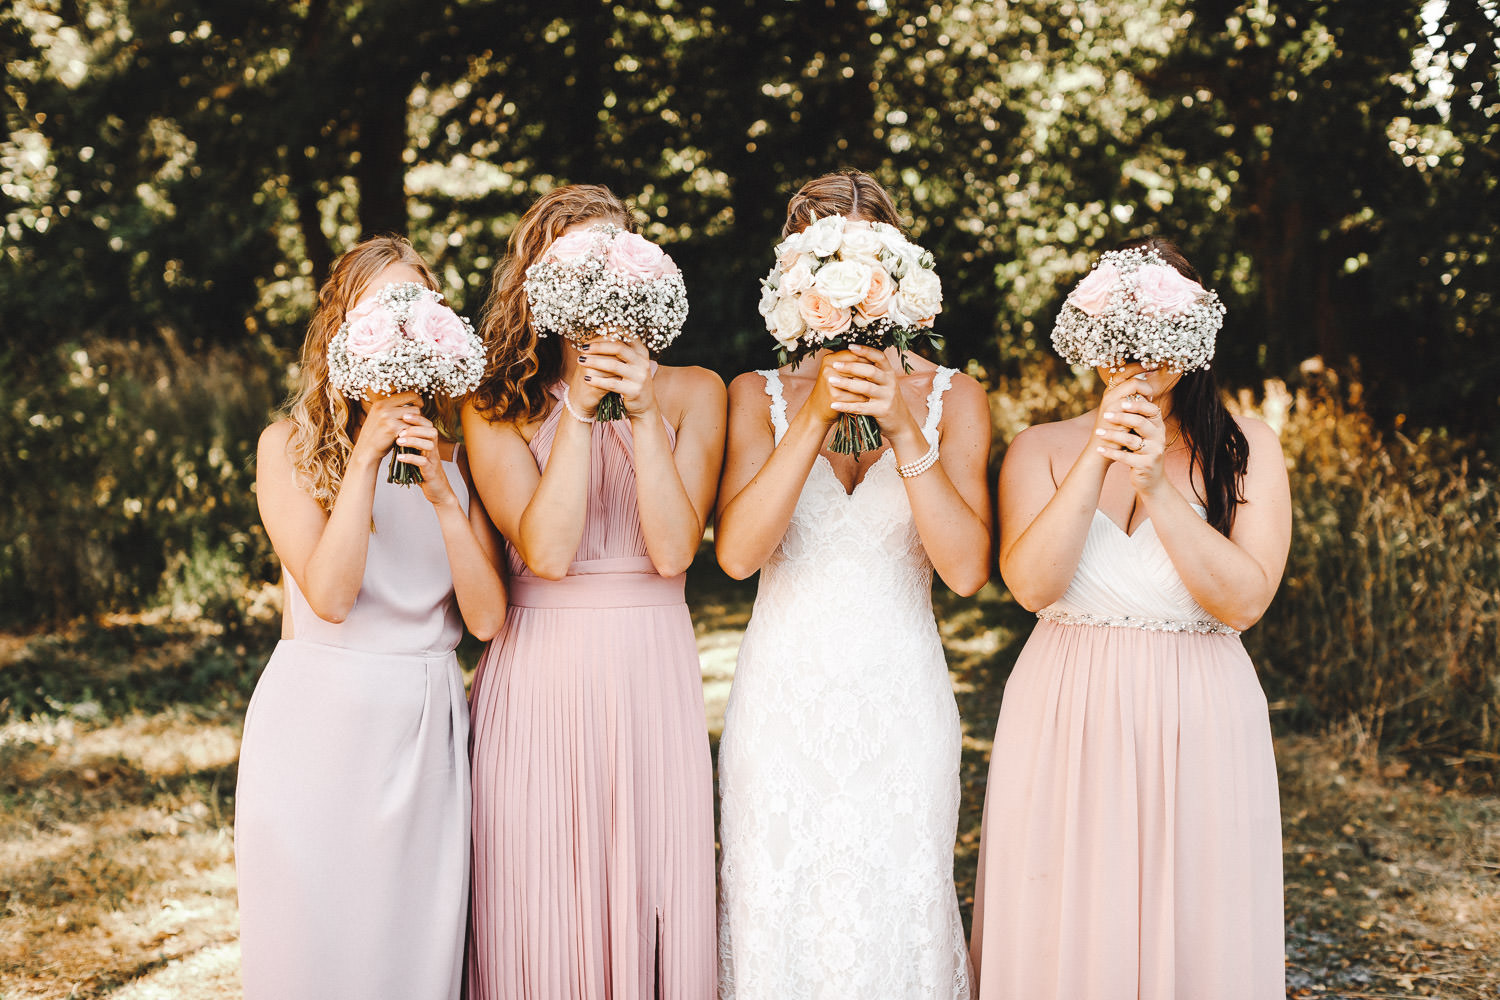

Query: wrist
[[347, 449, 382, 476], [887, 420, 928, 458]]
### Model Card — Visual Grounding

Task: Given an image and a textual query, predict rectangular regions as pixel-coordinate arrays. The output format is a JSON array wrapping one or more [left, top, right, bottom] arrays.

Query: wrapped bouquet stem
[[326, 281, 485, 484], [757, 215, 944, 454], [524, 224, 689, 421]]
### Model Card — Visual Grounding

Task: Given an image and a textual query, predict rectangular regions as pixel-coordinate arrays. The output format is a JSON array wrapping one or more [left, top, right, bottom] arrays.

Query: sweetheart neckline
[[814, 449, 896, 498], [1092, 502, 1207, 539]]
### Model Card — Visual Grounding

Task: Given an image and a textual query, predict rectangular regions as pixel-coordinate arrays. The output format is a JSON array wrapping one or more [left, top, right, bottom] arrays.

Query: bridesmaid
[[970, 236, 1291, 999], [237, 235, 506, 1000], [462, 185, 726, 1000]]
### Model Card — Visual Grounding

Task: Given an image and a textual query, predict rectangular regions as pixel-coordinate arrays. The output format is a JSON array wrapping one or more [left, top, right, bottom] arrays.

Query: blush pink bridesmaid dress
[[235, 452, 472, 1000], [466, 377, 716, 1000], [970, 505, 1284, 1000]]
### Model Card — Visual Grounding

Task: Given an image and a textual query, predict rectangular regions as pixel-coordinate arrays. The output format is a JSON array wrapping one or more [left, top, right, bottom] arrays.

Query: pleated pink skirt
[[467, 562, 716, 1000], [971, 621, 1284, 1000]]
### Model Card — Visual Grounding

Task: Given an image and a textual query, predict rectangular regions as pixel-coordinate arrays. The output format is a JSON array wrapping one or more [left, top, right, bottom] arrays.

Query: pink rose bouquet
[[524, 224, 689, 421], [1051, 246, 1225, 373], [326, 281, 484, 485], [756, 215, 944, 454]]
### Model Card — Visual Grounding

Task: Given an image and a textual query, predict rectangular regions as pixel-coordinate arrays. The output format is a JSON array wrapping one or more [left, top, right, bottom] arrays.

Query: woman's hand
[[351, 391, 423, 469], [574, 337, 658, 419], [825, 344, 922, 445], [1095, 390, 1168, 495], [391, 412, 462, 509]]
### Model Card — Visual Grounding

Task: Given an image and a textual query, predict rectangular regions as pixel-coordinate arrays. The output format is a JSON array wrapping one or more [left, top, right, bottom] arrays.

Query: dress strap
[[921, 367, 956, 443], [757, 369, 789, 444]]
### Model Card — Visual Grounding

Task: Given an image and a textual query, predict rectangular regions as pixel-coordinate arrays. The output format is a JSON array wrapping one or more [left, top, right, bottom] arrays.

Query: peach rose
[[409, 296, 471, 355], [607, 232, 676, 280], [1135, 264, 1202, 314], [855, 266, 895, 324], [781, 254, 816, 296], [344, 299, 400, 357], [1067, 262, 1120, 316], [798, 288, 852, 337]]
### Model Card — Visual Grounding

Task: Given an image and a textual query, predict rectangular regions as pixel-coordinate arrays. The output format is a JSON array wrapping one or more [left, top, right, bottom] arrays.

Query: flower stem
[[830, 413, 882, 455], [596, 391, 625, 422], [388, 444, 424, 486]]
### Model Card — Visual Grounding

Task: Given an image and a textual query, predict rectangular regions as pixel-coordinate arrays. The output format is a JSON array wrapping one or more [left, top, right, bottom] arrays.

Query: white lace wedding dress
[[716, 368, 973, 1000]]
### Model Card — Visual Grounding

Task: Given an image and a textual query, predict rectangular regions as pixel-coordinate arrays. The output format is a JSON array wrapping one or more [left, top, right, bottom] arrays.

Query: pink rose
[[408, 296, 471, 355], [544, 230, 598, 264], [343, 299, 400, 357], [1068, 261, 1120, 316], [798, 288, 852, 336], [607, 232, 677, 280], [1135, 264, 1202, 314], [855, 266, 894, 324]]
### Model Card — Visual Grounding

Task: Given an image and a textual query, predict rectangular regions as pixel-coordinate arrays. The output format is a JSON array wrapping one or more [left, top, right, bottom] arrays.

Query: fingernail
[[583, 375, 591, 381], [1103, 411, 1115, 419], [1095, 428, 1105, 436]]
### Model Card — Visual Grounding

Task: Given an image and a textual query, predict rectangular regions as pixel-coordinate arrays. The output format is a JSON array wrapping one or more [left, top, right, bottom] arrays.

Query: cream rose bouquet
[[1051, 246, 1225, 373], [757, 214, 944, 454], [524, 224, 689, 421], [326, 281, 485, 485]]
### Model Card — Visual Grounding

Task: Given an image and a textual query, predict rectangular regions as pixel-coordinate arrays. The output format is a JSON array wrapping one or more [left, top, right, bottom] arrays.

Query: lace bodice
[[1039, 506, 1237, 635], [752, 367, 953, 630]]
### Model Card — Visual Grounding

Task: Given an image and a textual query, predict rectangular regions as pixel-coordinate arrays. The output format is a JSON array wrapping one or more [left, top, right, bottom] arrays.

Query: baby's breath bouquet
[[757, 215, 943, 454], [524, 224, 689, 421], [327, 281, 484, 485], [1051, 246, 1225, 373]]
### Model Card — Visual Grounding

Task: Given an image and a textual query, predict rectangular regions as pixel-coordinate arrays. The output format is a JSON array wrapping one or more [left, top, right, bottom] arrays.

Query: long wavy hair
[[469, 184, 632, 424], [782, 169, 901, 236], [283, 235, 445, 510], [1115, 235, 1249, 536]]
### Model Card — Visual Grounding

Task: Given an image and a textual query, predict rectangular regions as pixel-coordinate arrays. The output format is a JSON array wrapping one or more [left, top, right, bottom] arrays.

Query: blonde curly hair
[[284, 235, 451, 510], [469, 184, 632, 425]]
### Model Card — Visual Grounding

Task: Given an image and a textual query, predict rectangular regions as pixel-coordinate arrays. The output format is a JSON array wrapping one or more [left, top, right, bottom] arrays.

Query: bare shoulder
[[934, 371, 989, 424], [1234, 414, 1283, 452], [257, 419, 295, 467], [659, 363, 726, 397], [938, 369, 987, 405], [1008, 413, 1090, 453], [727, 369, 775, 403]]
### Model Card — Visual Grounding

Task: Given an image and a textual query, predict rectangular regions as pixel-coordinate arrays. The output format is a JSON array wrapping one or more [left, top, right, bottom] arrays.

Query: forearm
[[1141, 485, 1277, 630], [513, 417, 592, 578], [432, 500, 507, 640], [298, 454, 380, 621], [999, 448, 1107, 610], [715, 409, 826, 579], [628, 412, 705, 577], [887, 423, 991, 595]]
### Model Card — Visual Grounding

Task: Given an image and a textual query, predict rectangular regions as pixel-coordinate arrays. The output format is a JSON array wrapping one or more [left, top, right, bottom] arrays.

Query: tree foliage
[[2, 0, 1496, 424]]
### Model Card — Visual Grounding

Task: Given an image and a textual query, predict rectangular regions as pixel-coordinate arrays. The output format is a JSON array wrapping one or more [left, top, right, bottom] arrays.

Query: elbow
[[943, 565, 992, 598], [999, 574, 1055, 614], [306, 597, 354, 624], [528, 560, 569, 582], [715, 546, 760, 582], [651, 554, 695, 579], [468, 616, 504, 643]]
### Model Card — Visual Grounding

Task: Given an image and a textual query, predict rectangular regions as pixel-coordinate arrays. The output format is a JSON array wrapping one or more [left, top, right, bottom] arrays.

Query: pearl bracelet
[[560, 385, 595, 424], [896, 439, 940, 479]]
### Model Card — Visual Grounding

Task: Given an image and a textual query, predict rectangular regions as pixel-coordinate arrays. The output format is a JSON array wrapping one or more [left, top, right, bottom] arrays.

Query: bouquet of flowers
[[1051, 246, 1225, 373], [756, 214, 944, 454], [326, 281, 485, 485], [524, 224, 689, 421]]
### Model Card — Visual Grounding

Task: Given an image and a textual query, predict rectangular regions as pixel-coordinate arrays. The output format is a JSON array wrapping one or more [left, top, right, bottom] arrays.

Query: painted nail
[[583, 375, 591, 381]]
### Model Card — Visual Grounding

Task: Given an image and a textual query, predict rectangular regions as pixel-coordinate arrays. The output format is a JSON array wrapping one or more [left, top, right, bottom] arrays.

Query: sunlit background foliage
[[1, 0, 1497, 764]]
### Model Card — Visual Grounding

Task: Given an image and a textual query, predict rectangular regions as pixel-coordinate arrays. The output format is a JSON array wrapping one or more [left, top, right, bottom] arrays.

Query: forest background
[[1, 1, 1498, 996]]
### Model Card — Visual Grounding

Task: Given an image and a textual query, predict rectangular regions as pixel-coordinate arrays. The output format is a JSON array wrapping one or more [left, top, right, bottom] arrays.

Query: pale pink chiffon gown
[[235, 452, 471, 1000], [467, 378, 716, 1000], [971, 505, 1284, 1000]]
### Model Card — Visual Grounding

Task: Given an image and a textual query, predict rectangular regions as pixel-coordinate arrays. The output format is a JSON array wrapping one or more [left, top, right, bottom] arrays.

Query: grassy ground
[[2, 553, 1497, 998]]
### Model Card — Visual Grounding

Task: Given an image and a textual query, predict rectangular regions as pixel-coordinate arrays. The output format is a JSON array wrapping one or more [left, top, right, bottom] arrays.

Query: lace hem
[[922, 367, 955, 442], [1037, 607, 1240, 636]]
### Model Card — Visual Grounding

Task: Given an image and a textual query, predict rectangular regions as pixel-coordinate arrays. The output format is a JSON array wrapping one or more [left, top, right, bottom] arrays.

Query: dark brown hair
[[469, 184, 632, 424], [1114, 235, 1248, 536], [782, 169, 901, 236]]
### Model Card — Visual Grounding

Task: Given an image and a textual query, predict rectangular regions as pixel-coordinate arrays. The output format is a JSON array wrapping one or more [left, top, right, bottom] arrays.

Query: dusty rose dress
[[971, 505, 1284, 1000], [467, 380, 716, 1000], [235, 454, 471, 1000]]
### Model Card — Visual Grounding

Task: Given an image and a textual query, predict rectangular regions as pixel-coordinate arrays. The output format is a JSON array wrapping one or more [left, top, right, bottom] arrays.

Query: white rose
[[813, 259, 874, 309], [886, 293, 922, 329], [781, 254, 816, 295], [873, 223, 912, 258], [802, 215, 846, 258], [895, 266, 943, 321], [839, 224, 885, 263], [771, 295, 806, 348], [757, 279, 780, 318], [775, 234, 804, 259]]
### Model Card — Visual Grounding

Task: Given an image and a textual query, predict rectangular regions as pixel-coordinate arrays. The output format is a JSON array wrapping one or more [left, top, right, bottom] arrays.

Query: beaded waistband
[[1036, 607, 1240, 636]]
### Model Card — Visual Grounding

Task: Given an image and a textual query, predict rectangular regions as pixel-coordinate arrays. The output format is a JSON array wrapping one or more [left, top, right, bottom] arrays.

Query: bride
[[714, 170, 991, 999]]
